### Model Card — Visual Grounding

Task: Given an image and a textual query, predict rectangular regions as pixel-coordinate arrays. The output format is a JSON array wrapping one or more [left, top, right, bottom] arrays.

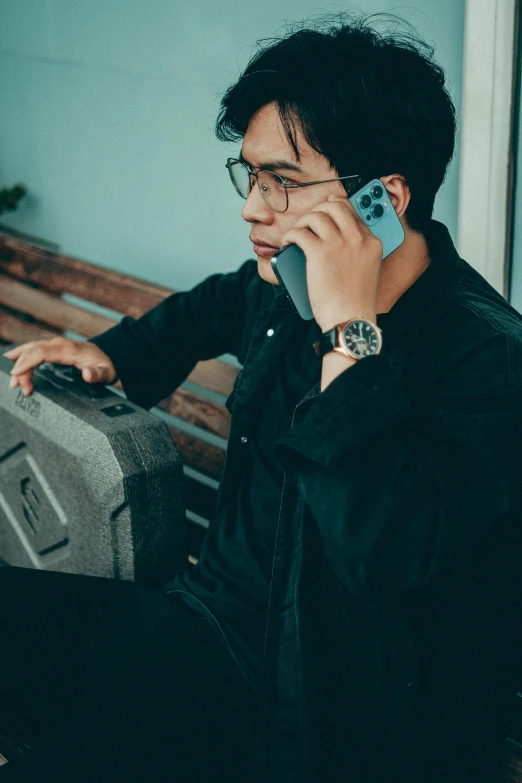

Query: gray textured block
[[0, 348, 186, 588]]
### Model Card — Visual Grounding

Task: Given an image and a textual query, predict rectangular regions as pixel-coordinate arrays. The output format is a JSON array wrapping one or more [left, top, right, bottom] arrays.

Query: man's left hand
[[281, 194, 383, 332]]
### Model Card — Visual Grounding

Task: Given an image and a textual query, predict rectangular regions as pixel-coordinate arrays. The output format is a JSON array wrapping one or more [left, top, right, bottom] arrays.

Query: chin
[[256, 256, 280, 286]]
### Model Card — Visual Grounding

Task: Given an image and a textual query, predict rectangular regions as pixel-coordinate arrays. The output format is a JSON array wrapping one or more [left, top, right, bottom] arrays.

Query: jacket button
[[240, 435, 248, 444], [266, 328, 275, 337]]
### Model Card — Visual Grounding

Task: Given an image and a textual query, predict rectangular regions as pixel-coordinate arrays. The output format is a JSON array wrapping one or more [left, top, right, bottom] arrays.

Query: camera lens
[[360, 194, 372, 209], [372, 203, 384, 219], [372, 185, 384, 200]]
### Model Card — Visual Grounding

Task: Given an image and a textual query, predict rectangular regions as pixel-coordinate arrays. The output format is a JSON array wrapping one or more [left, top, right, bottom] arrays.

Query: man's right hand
[[2, 336, 117, 396]]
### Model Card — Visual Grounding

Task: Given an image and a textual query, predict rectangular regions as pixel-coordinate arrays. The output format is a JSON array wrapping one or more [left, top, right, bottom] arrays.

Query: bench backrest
[[0, 231, 237, 564]]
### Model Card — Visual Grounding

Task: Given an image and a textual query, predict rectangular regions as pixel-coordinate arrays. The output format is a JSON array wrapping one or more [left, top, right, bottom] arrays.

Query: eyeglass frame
[[225, 157, 363, 213]]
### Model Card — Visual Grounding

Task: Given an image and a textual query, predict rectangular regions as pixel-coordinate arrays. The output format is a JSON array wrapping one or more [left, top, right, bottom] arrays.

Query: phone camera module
[[372, 203, 384, 219], [360, 194, 372, 209], [371, 184, 384, 200]]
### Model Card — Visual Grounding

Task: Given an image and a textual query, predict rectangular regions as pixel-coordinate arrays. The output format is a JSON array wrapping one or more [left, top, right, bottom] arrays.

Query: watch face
[[342, 320, 380, 358]]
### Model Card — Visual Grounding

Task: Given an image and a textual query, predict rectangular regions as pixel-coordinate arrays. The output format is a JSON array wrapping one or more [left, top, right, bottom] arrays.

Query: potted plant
[[0, 184, 26, 216]]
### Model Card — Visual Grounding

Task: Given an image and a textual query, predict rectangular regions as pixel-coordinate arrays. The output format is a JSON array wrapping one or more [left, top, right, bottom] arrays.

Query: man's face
[[240, 101, 348, 285]]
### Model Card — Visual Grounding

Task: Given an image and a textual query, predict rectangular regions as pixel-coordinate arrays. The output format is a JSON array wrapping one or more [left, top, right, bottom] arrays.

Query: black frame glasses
[[226, 157, 362, 213]]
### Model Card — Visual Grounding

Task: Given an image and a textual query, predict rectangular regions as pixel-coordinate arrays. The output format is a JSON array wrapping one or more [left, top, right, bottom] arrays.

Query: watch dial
[[342, 320, 380, 357]]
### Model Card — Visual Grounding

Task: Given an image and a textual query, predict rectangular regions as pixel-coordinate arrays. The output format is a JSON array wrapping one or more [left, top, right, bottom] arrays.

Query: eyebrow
[[239, 151, 302, 173]]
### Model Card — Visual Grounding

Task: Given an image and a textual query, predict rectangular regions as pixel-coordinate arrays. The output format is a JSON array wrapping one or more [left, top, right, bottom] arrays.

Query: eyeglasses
[[226, 157, 362, 213]]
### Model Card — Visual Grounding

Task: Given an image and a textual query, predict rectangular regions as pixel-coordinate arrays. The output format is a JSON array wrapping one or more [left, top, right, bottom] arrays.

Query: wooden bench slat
[[158, 387, 230, 439], [0, 232, 171, 317], [167, 426, 225, 480], [0, 273, 116, 337], [0, 307, 60, 343], [187, 359, 238, 397]]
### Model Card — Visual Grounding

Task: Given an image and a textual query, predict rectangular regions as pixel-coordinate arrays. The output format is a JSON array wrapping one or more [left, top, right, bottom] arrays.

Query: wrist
[[318, 312, 381, 391], [321, 351, 357, 391], [318, 307, 377, 334]]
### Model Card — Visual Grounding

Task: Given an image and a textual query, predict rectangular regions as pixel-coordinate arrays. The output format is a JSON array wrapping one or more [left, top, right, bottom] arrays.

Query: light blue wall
[[0, 1, 464, 291]]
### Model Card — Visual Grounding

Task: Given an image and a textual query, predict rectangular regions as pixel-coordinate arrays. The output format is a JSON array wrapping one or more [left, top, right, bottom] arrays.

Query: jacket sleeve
[[273, 348, 522, 598], [87, 259, 257, 410]]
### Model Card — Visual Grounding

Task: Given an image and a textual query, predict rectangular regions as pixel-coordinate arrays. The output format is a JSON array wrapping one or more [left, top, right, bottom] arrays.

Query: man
[[2, 13, 522, 783]]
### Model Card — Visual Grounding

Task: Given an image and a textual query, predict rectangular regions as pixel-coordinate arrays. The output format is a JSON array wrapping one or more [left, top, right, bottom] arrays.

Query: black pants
[[0, 566, 258, 781]]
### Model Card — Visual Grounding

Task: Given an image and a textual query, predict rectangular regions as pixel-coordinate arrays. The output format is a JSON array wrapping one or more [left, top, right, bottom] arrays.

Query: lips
[[251, 238, 280, 259], [253, 244, 279, 258], [250, 238, 278, 249]]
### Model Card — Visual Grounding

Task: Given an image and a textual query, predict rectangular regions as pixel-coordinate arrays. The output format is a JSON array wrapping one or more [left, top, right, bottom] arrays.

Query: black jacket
[[90, 220, 522, 782]]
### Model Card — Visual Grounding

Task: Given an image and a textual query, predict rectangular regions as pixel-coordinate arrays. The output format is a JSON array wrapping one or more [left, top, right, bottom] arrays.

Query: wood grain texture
[[187, 359, 238, 397], [0, 232, 171, 318], [167, 426, 225, 480], [0, 307, 60, 342], [0, 273, 115, 336], [157, 387, 231, 439]]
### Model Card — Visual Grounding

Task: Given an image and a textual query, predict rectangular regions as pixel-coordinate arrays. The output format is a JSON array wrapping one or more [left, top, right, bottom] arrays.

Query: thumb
[[82, 366, 98, 383]]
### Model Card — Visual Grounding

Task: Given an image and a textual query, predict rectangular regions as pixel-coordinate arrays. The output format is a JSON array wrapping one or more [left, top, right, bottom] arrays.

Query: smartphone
[[271, 178, 405, 320]]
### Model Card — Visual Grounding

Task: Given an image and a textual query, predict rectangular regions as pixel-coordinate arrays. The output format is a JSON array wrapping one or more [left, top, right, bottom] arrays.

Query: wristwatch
[[313, 316, 382, 361]]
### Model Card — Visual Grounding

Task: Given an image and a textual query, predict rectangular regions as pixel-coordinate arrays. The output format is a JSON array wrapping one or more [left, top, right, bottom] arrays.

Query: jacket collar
[[375, 219, 464, 346]]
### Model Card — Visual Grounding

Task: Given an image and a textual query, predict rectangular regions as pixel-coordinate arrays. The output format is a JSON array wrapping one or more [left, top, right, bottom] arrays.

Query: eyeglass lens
[[228, 160, 288, 212]]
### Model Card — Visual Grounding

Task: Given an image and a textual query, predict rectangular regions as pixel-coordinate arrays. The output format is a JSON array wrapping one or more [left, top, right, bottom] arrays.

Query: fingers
[[9, 369, 34, 396], [283, 202, 363, 253], [7, 337, 75, 377], [3, 338, 116, 396], [4, 345, 32, 393], [288, 196, 372, 244], [81, 364, 113, 384], [281, 225, 322, 256], [4, 337, 78, 397], [3, 342, 36, 360], [322, 196, 372, 235], [292, 210, 340, 240]]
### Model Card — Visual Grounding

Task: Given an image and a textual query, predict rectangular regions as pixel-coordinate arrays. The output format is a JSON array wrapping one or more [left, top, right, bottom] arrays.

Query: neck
[[376, 226, 431, 314]]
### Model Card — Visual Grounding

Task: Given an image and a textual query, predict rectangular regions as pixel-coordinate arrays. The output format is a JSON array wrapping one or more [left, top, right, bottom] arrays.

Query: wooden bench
[[1, 228, 522, 780], [0, 229, 237, 568]]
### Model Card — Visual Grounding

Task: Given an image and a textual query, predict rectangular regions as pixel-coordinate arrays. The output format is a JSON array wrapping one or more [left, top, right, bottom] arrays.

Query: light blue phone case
[[271, 178, 405, 320]]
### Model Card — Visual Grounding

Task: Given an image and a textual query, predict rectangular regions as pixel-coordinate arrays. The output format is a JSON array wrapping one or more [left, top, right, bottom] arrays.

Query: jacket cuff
[[87, 319, 154, 409], [274, 354, 411, 471]]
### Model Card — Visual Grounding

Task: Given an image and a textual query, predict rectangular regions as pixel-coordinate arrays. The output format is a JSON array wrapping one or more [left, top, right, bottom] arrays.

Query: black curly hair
[[216, 12, 457, 232]]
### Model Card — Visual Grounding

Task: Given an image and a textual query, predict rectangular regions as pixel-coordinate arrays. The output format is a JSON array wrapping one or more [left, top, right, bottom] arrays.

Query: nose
[[241, 181, 274, 225]]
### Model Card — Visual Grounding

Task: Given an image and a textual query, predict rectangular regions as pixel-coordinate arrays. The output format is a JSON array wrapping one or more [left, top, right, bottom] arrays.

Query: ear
[[379, 174, 410, 220]]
